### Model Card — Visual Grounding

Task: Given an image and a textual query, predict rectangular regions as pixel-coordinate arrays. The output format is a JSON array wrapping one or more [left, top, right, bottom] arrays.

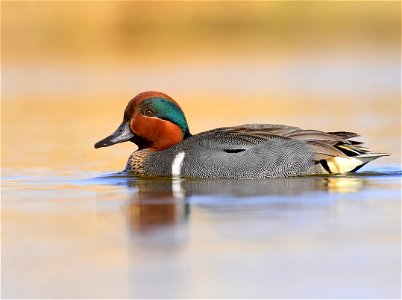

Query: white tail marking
[[326, 153, 389, 174], [326, 157, 361, 174], [172, 152, 186, 177]]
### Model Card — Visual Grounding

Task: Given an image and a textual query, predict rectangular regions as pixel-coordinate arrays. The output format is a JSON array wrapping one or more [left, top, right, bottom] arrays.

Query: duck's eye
[[144, 109, 154, 117]]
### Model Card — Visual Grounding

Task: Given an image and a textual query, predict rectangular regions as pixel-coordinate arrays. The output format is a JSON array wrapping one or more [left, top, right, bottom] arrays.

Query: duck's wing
[[191, 124, 368, 160]]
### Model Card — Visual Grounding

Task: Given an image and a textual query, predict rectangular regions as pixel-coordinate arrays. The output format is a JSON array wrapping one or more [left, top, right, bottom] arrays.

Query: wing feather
[[191, 124, 367, 158]]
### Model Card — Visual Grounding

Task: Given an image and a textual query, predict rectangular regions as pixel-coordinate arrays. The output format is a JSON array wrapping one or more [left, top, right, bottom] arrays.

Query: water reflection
[[325, 177, 364, 193], [124, 179, 189, 231], [115, 175, 367, 231]]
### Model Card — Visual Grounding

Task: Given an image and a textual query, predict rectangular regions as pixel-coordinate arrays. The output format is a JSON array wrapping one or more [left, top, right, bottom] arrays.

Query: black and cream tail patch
[[321, 153, 389, 174]]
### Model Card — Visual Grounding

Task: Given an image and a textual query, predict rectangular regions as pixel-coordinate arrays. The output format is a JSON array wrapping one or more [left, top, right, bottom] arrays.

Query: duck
[[94, 91, 388, 178]]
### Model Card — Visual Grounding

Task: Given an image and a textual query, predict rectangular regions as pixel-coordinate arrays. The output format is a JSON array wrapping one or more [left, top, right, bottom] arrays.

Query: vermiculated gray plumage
[[126, 124, 385, 179]]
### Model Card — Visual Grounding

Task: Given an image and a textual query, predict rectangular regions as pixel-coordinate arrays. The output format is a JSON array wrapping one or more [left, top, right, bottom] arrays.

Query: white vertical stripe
[[171, 152, 186, 177]]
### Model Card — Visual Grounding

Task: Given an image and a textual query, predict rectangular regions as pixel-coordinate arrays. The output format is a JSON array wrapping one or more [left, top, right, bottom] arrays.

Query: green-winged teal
[[95, 91, 387, 178]]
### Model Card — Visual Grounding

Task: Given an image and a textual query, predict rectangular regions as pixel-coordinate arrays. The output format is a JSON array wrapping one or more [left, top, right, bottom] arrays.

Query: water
[[2, 167, 401, 298]]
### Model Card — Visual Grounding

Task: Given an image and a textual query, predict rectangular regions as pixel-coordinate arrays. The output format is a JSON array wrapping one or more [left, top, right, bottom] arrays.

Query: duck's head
[[94, 91, 191, 150]]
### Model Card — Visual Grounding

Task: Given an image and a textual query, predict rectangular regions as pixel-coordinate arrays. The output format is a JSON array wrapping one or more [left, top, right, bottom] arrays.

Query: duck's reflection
[[125, 178, 189, 231], [325, 177, 365, 193], [117, 174, 367, 232]]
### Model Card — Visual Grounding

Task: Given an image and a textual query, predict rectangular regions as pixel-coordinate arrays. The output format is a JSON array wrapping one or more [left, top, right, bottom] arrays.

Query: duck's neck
[[183, 127, 192, 139]]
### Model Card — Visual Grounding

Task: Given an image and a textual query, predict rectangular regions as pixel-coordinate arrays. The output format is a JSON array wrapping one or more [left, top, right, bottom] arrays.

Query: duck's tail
[[323, 153, 389, 174], [303, 131, 390, 174]]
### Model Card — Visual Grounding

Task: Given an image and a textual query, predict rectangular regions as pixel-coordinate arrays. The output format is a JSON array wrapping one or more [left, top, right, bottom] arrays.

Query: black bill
[[94, 122, 135, 149]]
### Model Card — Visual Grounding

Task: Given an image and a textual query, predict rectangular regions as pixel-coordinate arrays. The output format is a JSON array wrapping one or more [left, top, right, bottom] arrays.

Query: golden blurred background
[[4, 2, 399, 63], [2, 1, 401, 173]]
